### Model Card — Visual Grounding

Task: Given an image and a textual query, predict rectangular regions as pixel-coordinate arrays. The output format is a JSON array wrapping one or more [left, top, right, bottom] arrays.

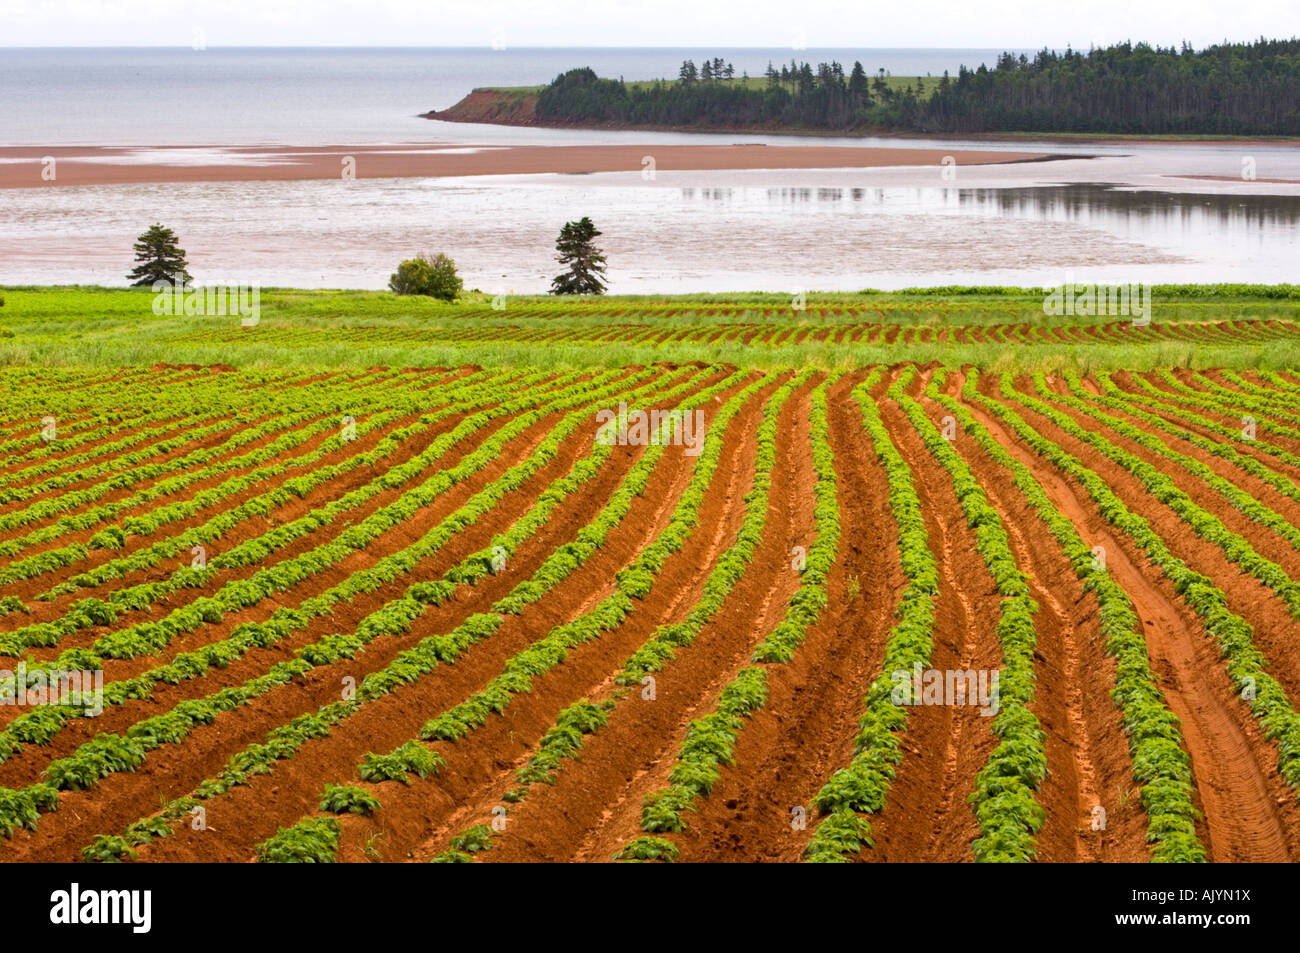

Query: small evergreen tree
[[873, 69, 891, 102], [127, 223, 191, 287], [550, 217, 607, 296], [848, 61, 870, 107]]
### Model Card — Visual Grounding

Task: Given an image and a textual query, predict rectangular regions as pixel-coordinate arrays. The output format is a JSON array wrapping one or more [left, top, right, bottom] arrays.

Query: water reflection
[[682, 182, 1299, 263], [692, 181, 1300, 227], [958, 184, 1300, 230], [680, 187, 734, 201], [4, 173, 1295, 291]]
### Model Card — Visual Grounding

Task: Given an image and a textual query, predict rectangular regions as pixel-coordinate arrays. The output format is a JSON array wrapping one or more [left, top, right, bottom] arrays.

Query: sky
[[1, 0, 1297, 48]]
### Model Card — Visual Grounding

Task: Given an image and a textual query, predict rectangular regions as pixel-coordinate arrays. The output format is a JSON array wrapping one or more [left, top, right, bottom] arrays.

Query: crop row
[[931, 371, 1205, 860], [616, 372, 839, 859], [15, 366, 686, 840], [1013, 374, 1300, 618], [1065, 372, 1300, 516], [893, 367, 1046, 862], [977, 372, 1300, 817], [242, 369, 771, 861], [486, 371, 818, 863], [0, 371, 598, 659], [0, 370, 526, 590], [803, 370, 939, 862], [84, 367, 747, 859], [0, 365, 352, 489], [0, 368, 661, 799], [0, 368, 484, 548]]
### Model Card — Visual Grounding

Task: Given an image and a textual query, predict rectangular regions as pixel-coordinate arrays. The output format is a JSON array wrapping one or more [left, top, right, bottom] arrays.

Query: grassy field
[[4, 285, 1300, 373]]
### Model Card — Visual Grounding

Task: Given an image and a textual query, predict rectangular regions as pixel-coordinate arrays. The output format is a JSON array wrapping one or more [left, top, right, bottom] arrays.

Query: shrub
[[256, 817, 340, 863], [388, 252, 463, 300], [319, 784, 382, 816]]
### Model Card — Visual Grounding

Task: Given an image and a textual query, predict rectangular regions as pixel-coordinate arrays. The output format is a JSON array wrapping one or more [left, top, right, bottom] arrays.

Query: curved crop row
[[1098, 372, 1300, 472], [77, 367, 749, 859], [473, 370, 818, 859], [215, 371, 777, 863], [1011, 374, 1300, 618], [6, 366, 672, 838], [0, 369, 266, 465], [803, 369, 939, 863], [0, 370, 605, 659], [1156, 370, 1300, 427], [0, 368, 678, 781], [974, 375, 1300, 810], [0, 370, 525, 589], [0, 369, 503, 569], [1121, 372, 1300, 459], [894, 366, 1046, 862], [618, 373, 840, 855], [1066, 372, 1300, 514], [932, 370, 1205, 862]]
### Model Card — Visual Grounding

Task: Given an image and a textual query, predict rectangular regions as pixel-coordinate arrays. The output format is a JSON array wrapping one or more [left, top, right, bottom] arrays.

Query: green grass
[[2, 285, 1299, 374], [474, 85, 545, 96], [480, 75, 945, 96]]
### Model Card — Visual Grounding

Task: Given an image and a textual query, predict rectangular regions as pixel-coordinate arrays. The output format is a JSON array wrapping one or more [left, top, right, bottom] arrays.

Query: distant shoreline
[[424, 88, 1300, 148]]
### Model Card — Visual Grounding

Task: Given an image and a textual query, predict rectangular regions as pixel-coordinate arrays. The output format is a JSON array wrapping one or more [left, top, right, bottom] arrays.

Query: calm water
[[4, 173, 1297, 292], [0, 47, 1023, 147], [2, 47, 1298, 291]]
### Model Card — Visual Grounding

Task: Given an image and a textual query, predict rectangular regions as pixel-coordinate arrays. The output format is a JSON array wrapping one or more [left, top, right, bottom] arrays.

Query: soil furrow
[[963, 381, 1300, 863], [671, 370, 902, 862]]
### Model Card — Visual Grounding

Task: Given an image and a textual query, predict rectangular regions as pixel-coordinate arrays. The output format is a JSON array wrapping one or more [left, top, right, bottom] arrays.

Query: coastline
[[424, 91, 1300, 148]]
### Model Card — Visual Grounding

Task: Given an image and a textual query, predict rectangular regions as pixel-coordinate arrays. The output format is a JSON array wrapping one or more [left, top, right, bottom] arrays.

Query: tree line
[[533, 39, 1300, 136]]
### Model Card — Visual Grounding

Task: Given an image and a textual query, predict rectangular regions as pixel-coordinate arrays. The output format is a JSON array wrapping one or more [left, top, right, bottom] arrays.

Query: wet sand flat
[[0, 142, 1047, 188]]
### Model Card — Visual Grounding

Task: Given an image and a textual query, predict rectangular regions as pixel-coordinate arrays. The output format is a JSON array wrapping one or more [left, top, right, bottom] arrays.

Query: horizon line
[[0, 41, 1263, 50]]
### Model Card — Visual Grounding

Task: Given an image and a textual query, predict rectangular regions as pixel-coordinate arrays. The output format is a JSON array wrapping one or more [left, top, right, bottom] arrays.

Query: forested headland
[[518, 40, 1300, 136]]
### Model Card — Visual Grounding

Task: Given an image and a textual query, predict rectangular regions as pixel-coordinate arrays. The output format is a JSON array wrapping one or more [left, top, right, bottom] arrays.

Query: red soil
[[970, 375, 1300, 862], [668, 371, 903, 862], [6, 362, 1300, 864]]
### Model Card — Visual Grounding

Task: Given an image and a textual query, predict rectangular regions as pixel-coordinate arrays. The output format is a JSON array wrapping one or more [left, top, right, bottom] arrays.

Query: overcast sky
[[2, 0, 1297, 48]]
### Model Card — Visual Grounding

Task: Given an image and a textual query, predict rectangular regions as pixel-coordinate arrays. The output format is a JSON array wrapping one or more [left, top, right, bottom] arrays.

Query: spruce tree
[[127, 223, 192, 287], [550, 217, 607, 295], [848, 61, 870, 109]]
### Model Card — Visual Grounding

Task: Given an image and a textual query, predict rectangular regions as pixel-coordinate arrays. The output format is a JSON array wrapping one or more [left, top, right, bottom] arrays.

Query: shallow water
[[3, 47, 1298, 292], [2, 164, 1297, 292]]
